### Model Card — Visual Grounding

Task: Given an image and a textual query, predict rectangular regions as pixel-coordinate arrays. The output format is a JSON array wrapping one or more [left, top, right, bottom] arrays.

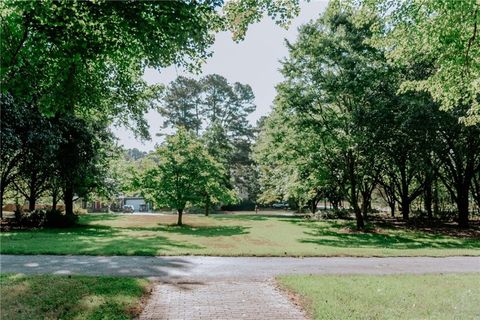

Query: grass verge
[[277, 273, 480, 320], [0, 274, 150, 320], [1, 212, 479, 256]]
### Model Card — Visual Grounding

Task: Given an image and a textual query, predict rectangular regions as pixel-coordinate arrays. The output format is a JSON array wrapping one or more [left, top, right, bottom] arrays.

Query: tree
[[0, 94, 23, 217], [363, 0, 480, 124], [13, 106, 60, 211], [273, 1, 391, 229], [1, 1, 299, 132], [137, 129, 235, 225], [55, 115, 115, 217], [160, 76, 203, 135], [160, 74, 258, 204], [254, 107, 329, 213], [433, 109, 480, 227]]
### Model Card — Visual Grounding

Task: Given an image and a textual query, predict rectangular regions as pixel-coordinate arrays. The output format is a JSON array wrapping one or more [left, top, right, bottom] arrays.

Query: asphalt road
[[1, 255, 478, 281]]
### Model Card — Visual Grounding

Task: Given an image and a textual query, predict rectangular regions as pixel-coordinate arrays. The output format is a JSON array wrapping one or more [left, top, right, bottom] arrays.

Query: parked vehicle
[[122, 205, 135, 213], [272, 202, 289, 209]]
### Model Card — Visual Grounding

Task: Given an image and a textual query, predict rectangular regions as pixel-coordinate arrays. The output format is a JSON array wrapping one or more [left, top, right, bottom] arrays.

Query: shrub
[[222, 200, 256, 211], [46, 209, 78, 227], [317, 209, 353, 220], [15, 209, 47, 228], [10, 209, 78, 229]]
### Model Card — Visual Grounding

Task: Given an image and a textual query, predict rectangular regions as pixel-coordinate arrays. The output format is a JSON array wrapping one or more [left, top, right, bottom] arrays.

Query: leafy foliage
[[361, 0, 480, 124], [135, 129, 236, 225]]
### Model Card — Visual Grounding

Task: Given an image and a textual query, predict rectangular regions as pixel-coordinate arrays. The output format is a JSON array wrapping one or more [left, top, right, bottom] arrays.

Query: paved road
[[1, 255, 478, 280]]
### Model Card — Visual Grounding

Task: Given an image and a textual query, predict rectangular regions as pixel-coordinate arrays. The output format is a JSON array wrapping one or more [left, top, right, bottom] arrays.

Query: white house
[[120, 196, 151, 212]]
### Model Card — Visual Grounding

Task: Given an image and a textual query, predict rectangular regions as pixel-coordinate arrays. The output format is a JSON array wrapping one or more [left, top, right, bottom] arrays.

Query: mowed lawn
[[277, 273, 480, 320], [1, 212, 479, 256], [0, 273, 150, 320]]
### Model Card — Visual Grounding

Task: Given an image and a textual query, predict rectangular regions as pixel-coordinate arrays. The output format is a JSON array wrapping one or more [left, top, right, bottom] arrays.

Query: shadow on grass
[[125, 224, 250, 237], [0, 274, 148, 320], [1, 224, 204, 256], [296, 221, 480, 250], [213, 214, 269, 221], [78, 214, 123, 224], [213, 214, 301, 221]]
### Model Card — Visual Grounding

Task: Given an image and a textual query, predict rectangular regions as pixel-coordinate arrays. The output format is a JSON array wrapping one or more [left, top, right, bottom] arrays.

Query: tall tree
[[137, 129, 235, 225], [56, 115, 115, 217], [274, 1, 389, 228], [363, 0, 480, 124], [434, 109, 480, 227], [160, 76, 203, 134]]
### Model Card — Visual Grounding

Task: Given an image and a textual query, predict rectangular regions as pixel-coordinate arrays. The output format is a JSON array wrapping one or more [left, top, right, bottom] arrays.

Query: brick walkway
[[139, 280, 307, 320]]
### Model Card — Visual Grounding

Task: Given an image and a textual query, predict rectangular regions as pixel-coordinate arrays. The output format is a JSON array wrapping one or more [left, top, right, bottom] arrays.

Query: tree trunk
[[433, 180, 439, 217], [205, 196, 210, 216], [361, 191, 371, 221], [64, 187, 74, 216], [177, 208, 184, 226], [28, 196, 36, 211], [52, 193, 58, 210], [0, 185, 4, 219], [347, 153, 364, 230], [389, 202, 395, 217], [400, 195, 410, 221], [424, 181, 433, 220], [456, 184, 470, 228]]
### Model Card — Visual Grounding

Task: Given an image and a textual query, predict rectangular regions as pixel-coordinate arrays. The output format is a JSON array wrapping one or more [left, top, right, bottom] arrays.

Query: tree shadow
[[298, 221, 480, 250], [0, 273, 149, 320], [125, 225, 251, 237], [213, 214, 270, 221], [79, 214, 122, 223], [1, 224, 205, 256]]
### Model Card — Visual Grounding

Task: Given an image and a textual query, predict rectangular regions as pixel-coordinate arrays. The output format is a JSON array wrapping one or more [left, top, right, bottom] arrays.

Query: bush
[[46, 209, 78, 227], [221, 200, 256, 211], [317, 209, 353, 220], [11, 209, 78, 229], [14, 209, 47, 228]]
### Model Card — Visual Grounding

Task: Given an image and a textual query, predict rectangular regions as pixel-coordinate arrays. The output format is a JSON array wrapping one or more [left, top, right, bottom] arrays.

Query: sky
[[113, 0, 329, 151]]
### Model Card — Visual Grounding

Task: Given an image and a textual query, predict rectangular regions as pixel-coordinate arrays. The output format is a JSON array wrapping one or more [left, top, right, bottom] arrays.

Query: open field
[[1, 212, 479, 256], [277, 273, 480, 320], [0, 273, 150, 320]]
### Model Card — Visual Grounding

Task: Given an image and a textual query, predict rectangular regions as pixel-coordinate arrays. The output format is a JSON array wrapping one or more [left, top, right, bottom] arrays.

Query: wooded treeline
[[254, 1, 480, 229], [0, 0, 297, 219]]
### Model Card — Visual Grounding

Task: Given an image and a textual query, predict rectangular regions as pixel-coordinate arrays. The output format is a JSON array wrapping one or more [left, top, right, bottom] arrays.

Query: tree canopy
[[135, 129, 236, 225]]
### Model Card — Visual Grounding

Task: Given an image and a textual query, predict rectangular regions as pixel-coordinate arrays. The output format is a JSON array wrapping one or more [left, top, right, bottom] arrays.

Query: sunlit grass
[[1, 212, 479, 256], [0, 274, 150, 320], [277, 273, 480, 319]]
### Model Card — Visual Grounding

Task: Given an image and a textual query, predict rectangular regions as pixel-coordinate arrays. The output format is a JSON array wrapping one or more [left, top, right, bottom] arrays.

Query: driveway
[[1, 255, 478, 280]]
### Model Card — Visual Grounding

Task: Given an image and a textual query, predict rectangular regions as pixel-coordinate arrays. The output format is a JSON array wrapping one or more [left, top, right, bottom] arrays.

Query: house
[[118, 196, 151, 212]]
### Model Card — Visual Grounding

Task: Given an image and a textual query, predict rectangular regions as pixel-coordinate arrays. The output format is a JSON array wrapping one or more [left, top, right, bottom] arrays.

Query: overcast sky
[[113, 0, 329, 151]]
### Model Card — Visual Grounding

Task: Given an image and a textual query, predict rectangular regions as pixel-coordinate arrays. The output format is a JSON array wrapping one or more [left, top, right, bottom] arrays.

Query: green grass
[[277, 273, 480, 320], [0, 274, 150, 320], [1, 212, 479, 256]]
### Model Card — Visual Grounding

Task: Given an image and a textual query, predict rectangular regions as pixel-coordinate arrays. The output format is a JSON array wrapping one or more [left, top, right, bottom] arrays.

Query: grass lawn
[[277, 273, 480, 320], [0, 273, 150, 320], [1, 212, 479, 256]]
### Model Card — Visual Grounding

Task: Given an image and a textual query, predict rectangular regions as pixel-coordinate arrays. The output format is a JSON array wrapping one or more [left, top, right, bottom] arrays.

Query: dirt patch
[[374, 218, 480, 239], [130, 281, 155, 318], [245, 237, 278, 246], [275, 280, 312, 320]]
